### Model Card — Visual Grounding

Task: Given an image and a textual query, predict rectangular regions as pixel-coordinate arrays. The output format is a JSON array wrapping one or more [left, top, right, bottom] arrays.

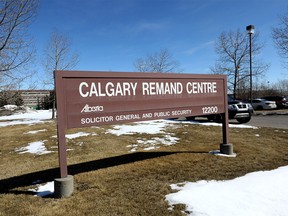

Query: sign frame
[[54, 70, 231, 178]]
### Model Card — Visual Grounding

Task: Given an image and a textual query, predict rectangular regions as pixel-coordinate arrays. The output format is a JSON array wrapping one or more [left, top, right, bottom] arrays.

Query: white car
[[252, 99, 277, 110]]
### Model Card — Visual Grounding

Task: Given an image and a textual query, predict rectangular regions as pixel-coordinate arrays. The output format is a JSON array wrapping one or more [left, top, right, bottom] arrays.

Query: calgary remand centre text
[[79, 81, 218, 97]]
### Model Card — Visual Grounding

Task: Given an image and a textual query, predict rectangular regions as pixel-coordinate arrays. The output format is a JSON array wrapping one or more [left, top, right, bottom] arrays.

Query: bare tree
[[211, 29, 269, 99], [134, 48, 181, 73], [273, 79, 288, 95], [0, 0, 38, 90], [43, 30, 79, 118], [0, 90, 23, 107], [273, 9, 288, 70]]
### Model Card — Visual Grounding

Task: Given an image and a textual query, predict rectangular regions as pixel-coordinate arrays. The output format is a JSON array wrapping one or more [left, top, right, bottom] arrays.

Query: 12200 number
[[202, 106, 218, 114]]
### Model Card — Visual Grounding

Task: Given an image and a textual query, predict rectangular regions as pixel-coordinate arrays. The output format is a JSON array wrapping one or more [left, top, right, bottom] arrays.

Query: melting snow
[[15, 141, 53, 155], [166, 166, 288, 216]]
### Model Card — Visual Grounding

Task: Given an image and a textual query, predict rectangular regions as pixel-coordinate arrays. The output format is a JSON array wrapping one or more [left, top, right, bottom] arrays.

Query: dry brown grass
[[0, 119, 288, 216]]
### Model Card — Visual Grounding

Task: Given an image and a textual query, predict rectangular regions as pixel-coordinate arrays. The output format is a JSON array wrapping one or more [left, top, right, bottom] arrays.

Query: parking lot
[[245, 110, 288, 129]]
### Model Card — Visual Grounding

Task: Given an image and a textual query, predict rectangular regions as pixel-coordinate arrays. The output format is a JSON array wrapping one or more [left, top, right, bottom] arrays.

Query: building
[[19, 90, 51, 109]]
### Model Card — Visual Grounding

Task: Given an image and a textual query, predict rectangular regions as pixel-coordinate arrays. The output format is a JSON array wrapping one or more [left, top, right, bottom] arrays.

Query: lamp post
[[246, 25, 254, 104]]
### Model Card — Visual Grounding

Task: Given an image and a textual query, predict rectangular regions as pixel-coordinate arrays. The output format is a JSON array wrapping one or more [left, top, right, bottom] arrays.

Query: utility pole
[[246, 25, 254, 104]]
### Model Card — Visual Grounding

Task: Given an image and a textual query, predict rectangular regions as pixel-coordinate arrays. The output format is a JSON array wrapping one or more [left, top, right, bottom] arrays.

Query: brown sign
[[55, 71, 226, 128], [55, 71, 230, 178]]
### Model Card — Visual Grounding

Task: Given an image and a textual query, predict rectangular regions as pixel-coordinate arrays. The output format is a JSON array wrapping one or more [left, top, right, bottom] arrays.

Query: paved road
[[245, 114, 288, 129]]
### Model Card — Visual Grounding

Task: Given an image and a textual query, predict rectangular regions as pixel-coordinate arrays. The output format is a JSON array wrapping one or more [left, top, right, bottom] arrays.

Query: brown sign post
[[54, 70, 232, 197]]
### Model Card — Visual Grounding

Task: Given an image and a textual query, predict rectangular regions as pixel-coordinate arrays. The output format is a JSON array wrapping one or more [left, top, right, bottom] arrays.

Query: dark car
[[225, 95, 254, 123], [187, 95, 254, 123], [261, 96, 287, 109]]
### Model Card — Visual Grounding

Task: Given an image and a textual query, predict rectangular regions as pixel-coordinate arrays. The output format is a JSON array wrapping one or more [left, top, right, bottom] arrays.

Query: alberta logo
[[81, 104, 104, 113]]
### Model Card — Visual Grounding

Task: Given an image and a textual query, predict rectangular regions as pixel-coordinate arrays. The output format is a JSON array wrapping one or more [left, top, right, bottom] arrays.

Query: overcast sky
[[30, 0, 288, 85]]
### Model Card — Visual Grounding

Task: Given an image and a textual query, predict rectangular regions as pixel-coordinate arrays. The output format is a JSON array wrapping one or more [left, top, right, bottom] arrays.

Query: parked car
[[187, 95, 253, 123], [225, 95, 254, 123], [251, 99, 277, 110], [261, 96, 287, 109]]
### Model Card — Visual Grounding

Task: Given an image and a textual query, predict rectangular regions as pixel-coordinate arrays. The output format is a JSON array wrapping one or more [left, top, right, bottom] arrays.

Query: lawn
[[0, 111, 288, 216]]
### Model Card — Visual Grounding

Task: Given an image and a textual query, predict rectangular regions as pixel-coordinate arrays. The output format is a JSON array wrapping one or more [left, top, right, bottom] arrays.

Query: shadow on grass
[[0, 151, 207, 194]]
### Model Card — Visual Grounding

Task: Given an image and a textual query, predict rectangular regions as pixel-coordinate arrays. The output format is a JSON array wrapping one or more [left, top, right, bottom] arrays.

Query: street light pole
[[246, 25, 254, 104]]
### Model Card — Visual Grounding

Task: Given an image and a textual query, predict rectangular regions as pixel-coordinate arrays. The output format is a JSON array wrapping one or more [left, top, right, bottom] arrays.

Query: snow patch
[[29, 181, 54, 197], [0, 110, 52, 127], [3, 105, 18, 110], [106, 120, 169, 136], [166, 166, 288, 216], [24, 129, 47, 134], [108, 120, 180, 152], [65, 132, 90, 139], [15, 141, 53, 155], [209, 150, 237, 157]]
